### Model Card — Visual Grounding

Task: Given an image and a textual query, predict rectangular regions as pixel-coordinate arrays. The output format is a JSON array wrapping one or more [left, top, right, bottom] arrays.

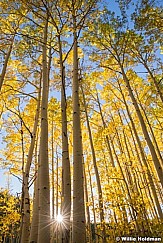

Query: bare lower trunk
[[56, 148, 59, 243], [29, 172, 39, 243]]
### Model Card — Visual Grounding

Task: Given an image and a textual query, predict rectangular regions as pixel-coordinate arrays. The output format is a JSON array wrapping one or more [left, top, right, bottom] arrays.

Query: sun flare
[[56, 214, 63, 223]]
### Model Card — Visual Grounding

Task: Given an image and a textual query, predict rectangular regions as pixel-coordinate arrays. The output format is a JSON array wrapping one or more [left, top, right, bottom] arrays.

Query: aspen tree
[[1, 0, 163, 240], [51, 119, 55, 219], [92, 19, 163, 188], [56, 148, 59, 243], [68, 1, 98, 240], [58, 35, 71, 243], [47, 4, 72, 240], [29, 172, 39, 243], [21, 80, 41, 243], [72, 3, 86, 240], [37, 15, 50, 243]]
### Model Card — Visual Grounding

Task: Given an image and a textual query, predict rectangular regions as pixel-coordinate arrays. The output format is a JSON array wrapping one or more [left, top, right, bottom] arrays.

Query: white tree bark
[[21, 80, 41, 243], [58, 34, 71, 243], [72, 7, 86, 243], [37, 17, 50, 243]]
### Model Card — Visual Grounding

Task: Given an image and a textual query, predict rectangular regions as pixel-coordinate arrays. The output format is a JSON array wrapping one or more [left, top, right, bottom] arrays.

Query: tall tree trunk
[[51, 119, 55, 219], [72, 6, 86, 242], [29, 137, 40, 243], [29, 172, 39, 243], [56, 148, 59, 243], [51, 119, 55, 243], [21, 80, 41, 243], [37, 17, 50, 243], [58, 35, 71, 243]]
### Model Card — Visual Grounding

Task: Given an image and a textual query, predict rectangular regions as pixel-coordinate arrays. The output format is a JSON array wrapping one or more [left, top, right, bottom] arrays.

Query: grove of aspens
[[0, 0, 163, 242]]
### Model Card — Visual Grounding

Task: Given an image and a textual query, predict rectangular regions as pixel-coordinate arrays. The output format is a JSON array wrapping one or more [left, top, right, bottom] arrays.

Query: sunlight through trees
[[0, 0, 163, 242]]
